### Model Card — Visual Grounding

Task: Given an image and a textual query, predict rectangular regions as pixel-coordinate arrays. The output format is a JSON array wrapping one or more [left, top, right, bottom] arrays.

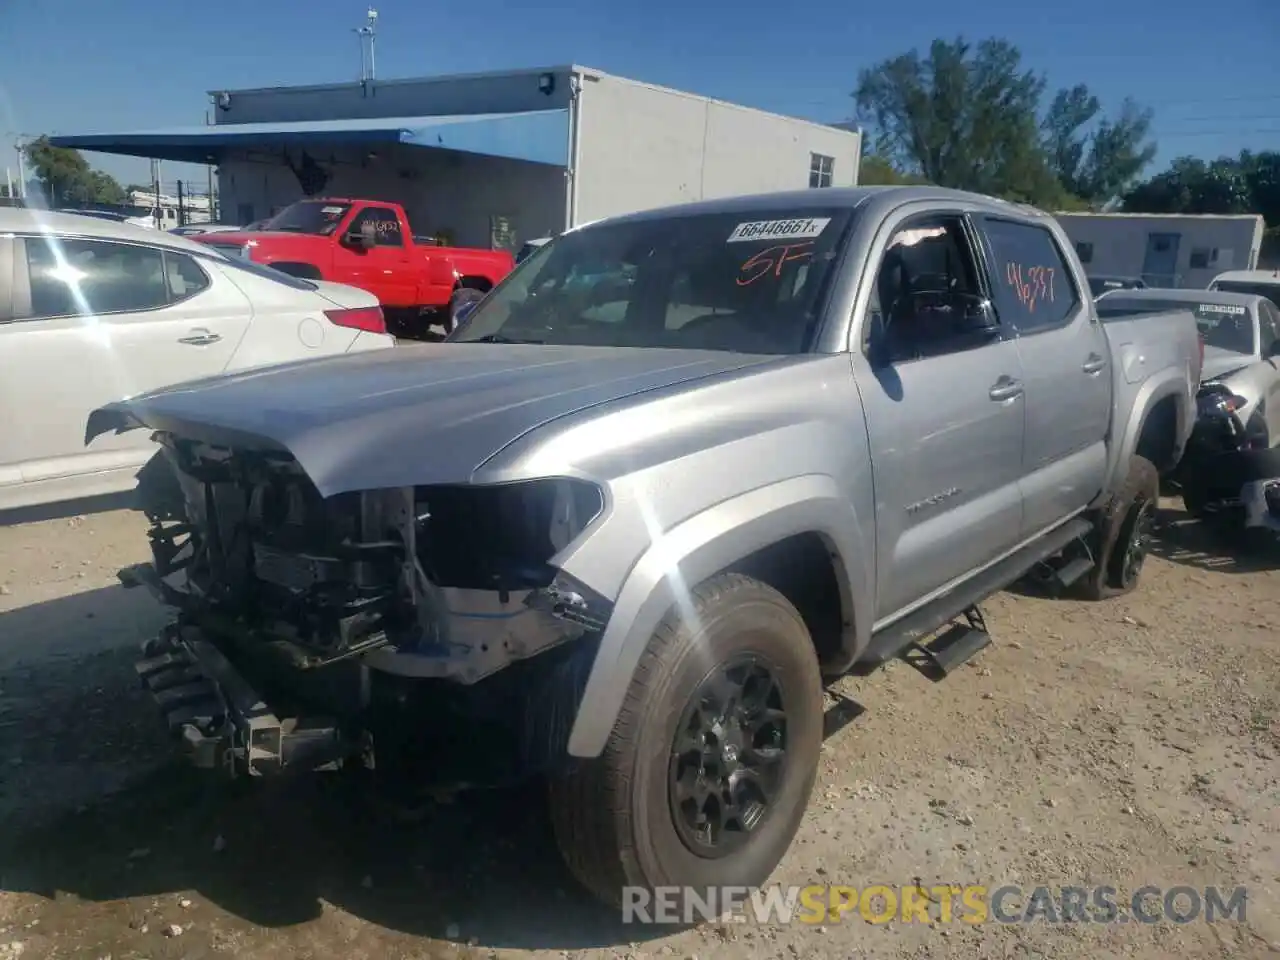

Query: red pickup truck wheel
[[448, 287, 486, 333]]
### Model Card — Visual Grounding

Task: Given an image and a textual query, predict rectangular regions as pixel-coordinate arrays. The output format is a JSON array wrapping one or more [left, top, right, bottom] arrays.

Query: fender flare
[[1101, 368, 1192, 501], [565, 474, 870, 758]]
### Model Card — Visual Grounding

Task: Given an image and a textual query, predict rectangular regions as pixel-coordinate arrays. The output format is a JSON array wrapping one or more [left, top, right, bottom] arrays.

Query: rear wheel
[[1077, 455, 1159, 600], [548, 573, 823, 912]]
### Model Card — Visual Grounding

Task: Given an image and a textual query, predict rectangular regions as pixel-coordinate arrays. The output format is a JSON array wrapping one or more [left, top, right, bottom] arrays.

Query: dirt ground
[[0, 501, 1277, 960]]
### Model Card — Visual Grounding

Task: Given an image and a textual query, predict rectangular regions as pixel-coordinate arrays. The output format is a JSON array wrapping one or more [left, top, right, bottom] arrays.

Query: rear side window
[[23, 236, 169, 319], [977, 218, 1080, 334]]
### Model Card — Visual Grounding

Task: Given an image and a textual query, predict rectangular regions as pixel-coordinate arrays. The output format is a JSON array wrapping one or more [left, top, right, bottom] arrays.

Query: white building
[[51, 66, 863, 249], [1055, 211, 1265, 289]]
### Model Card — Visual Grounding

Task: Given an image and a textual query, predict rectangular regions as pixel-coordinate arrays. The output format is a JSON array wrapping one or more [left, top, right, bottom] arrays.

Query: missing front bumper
[[135, 624, 354, 778], [1241, 479, 1280, 532]]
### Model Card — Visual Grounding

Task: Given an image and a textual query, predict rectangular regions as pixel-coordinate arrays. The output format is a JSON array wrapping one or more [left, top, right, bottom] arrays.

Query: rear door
[[854, 209, 1027, 622], [973, 215, 1112, 537], [1, 235, 250, 487]]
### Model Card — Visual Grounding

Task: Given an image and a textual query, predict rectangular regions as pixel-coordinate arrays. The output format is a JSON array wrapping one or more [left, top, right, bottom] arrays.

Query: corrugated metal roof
[[49, 110, 569, 167]]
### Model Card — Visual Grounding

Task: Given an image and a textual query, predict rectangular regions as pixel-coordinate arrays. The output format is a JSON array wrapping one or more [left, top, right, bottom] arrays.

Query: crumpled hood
[[86, 343, 781, 497], [1200, 346, 1255, 382]]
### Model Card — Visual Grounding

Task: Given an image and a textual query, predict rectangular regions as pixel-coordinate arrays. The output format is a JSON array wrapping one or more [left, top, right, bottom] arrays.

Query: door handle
[[988, 377, 1024, 402], [178, 330, 221, 346], [1082, 354, 1107, 374]]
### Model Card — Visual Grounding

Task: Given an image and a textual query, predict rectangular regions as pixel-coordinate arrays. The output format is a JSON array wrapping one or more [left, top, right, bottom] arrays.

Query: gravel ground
[[0, 501, 1278, 959]]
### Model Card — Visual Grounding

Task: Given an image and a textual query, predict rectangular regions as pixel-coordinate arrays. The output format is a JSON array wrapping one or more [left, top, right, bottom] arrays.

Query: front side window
[[978, 217, 1080, 335], [24, 236, 168, 319], [864, 215, 994, 363], [450, 209, 855, 355], [349, 207, 404, 247]]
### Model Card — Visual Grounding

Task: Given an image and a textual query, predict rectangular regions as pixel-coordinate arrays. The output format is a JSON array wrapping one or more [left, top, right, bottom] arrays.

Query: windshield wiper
[[463, 334, 546, 344]]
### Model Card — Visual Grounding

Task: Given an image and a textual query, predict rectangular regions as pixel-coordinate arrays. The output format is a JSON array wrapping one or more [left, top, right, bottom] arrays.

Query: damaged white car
[[1099, 286, 1280, 537]]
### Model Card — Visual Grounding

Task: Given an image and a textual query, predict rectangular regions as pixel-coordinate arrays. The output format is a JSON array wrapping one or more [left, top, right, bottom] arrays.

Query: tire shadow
[[1147, 502, 1279, 575]]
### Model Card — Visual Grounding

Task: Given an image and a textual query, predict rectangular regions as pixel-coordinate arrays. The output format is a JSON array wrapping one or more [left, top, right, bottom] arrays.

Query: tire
[[1076, 455, 1159, 600], [548, 573, 823, 912], [446, 287, 486, 335]]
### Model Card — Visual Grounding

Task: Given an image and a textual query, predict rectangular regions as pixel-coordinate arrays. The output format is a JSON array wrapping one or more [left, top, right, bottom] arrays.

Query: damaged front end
[[125, 436, 611, 787]]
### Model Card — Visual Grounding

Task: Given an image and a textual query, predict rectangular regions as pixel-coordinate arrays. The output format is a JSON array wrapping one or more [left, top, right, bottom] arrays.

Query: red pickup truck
[[196, 198, 515, 339]]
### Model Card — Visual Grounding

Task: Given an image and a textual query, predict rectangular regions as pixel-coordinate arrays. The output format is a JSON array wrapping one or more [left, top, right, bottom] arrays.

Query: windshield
[[262, 200, 351, 235], [1097, 297, 1256, 353], [449, 209, 855, 353], [1210, 280, 1280, 311]]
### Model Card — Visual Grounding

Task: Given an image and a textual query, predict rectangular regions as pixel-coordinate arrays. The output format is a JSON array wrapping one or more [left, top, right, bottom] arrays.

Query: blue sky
[[1, 0, 1277, 189]]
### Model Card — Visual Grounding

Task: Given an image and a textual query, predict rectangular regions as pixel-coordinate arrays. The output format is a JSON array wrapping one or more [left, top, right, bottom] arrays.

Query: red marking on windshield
[[737, 242, 814, 286]]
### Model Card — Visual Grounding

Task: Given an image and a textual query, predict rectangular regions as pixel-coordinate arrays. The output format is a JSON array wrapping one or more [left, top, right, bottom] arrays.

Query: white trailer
[[1055, 211, 1265, 289]]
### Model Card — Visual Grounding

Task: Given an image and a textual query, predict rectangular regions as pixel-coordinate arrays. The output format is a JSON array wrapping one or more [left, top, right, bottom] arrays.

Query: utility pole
[[207, 164, 216, 221], [14, 139, 27, 200], [355, 8, 378, 84]]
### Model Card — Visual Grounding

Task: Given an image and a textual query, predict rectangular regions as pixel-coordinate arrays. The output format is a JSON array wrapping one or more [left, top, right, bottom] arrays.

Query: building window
[[1189, 247, 1219, 270], [1075, 241, 1094, 265], [809, 153, 834, 189]]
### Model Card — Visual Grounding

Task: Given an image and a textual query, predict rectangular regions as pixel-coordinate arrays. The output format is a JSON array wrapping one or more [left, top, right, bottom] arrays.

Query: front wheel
[[1077, 455, 1159, 600], [548, 573, 823, 912]]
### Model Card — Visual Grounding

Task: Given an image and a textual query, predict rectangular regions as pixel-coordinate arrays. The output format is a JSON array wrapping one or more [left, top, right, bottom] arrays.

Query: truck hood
[[86, 344, 783, 497], [1201, 345, 1256, 382]]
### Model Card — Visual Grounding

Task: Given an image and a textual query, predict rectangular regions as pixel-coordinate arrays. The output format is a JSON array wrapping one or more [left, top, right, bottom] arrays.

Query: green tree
[[1122, 155, 1253, 215], [852, 37, 1155, 209], [1041, 87, 1156, 204], [854, 37, 1054, 201], [22, 135, 127, 206]]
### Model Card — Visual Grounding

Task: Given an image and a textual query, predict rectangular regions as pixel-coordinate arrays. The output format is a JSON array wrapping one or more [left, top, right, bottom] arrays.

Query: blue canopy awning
[[49, 109, 569, 167]]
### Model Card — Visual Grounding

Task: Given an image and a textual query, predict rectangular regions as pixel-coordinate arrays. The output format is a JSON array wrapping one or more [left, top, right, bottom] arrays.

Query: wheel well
[[269, 261, 323, 280], [724, 533, 847, 667], [456, 275, 493, 292], [1134, 395, 1179, 474]]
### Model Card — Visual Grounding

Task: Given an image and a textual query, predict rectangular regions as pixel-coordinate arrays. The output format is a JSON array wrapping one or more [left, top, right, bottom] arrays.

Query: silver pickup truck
[[88, 185, 1201, 910]]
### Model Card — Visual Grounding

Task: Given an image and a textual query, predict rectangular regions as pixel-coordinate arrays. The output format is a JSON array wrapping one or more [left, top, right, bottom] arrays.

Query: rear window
[[450, 209, 856, 354], [1210, 280, 1280, 311], [1097, 297, 1256, 354]]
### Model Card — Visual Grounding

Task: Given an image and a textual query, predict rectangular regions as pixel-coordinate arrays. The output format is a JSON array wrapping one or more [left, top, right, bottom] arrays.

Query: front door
[[1141, 232, 1182, 287], [0, 235, 249, 490], [333, 206, 415, 307], [854, 212, 1027, 623], [974, 215, 1112, 537]]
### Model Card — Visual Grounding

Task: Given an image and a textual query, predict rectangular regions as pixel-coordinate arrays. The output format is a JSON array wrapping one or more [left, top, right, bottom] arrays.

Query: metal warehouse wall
[[1056, 213, 1264, 288], [572, 72, 861, 224], [218, 144, 565, 248], [211, 69, 576, 124]]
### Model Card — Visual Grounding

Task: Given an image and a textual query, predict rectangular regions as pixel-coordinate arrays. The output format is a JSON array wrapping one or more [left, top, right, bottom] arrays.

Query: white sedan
[[0, 209, 395, 512]]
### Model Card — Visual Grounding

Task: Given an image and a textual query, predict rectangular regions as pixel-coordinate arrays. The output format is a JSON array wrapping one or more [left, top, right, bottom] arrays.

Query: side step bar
[[909, 607, 991, 677], [860, 515, 1093, 667]]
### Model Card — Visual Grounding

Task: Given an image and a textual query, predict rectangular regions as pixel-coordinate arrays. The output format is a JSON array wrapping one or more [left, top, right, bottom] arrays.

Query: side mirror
[[959, 297, 1001, 339], [343, 231, 372, 250]]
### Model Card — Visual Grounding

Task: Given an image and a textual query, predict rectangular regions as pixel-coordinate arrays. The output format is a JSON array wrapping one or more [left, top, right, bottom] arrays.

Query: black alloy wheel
[[668, 654, 788, 858]]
